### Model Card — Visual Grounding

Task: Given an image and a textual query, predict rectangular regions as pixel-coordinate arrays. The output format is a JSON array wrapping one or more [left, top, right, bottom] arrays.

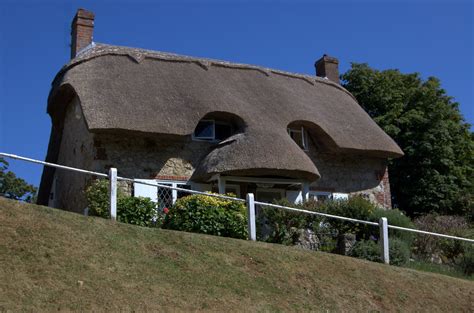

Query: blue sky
[[0, 0, 473, 187]]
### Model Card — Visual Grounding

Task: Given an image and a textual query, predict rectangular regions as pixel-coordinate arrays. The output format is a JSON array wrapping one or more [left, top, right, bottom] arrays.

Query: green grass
[[1, 197, 473, 312]]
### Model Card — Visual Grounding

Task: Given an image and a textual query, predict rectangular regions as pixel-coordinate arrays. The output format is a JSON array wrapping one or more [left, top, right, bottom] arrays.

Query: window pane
[[215, 123, 232, 140], [177, 184, 191, 199], [289, 129, 304, 148], [194, 121, 214, 138], [157, 184, 173, 210]]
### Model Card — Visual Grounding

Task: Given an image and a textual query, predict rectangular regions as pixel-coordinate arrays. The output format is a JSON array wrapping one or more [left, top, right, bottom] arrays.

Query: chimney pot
[[71, 8, 95, 59], [315, 54, 340, 84]]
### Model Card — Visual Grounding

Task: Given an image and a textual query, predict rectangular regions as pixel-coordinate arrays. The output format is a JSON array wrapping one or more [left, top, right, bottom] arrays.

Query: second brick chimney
[[71, 9, 95, 59], [315, 54, 339, 84]]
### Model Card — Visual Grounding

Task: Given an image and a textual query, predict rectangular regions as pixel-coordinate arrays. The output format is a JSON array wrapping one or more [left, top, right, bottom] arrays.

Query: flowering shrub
[[163, 193, 247, 239]]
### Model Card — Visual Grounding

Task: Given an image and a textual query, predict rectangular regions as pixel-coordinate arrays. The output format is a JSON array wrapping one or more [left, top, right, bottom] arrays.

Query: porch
[[133, 174, 347, 209]]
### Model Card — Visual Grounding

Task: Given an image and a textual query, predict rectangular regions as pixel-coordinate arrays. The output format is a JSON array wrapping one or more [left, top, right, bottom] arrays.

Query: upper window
[[194, 120, 215, 140], [193, 119, 233, 142], [288, 126, 308, 151]]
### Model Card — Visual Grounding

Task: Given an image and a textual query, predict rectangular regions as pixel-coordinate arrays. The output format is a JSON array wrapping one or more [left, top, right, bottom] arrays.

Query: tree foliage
[[342, 64, 473, 216], [0, 157, 37, 202]]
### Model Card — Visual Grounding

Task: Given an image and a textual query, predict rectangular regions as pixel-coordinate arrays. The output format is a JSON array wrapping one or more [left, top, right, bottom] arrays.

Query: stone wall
[[90, 132, 213, 181], [53, 97, 96, 213], [306, 133, 392, 208]]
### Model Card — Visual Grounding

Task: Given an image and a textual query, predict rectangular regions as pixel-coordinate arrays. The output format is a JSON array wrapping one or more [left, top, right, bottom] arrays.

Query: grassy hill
[[0, 197, 473, 312]]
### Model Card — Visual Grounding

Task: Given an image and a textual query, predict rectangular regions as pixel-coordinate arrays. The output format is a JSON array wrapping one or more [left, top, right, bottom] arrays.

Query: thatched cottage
[[38, 9, 403, 213]]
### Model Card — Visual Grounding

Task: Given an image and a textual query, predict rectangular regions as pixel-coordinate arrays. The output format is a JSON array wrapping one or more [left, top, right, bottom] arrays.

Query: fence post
[[379, 217, 389, 264], [109, 168, 117, 221], [246, 193, 256, 241]]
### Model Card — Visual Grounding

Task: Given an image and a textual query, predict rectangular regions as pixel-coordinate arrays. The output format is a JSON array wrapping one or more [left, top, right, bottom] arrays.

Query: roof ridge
[[55, 42, 357, 101]]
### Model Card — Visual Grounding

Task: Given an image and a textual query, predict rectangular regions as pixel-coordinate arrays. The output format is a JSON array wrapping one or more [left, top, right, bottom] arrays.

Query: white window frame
[[287, 126, 309, 151], [134, 179, 189, 205], [333, 192, 349, 200]]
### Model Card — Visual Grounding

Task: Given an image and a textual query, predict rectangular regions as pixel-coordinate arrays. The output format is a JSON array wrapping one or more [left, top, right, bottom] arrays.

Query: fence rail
[[1, 151, 473, 266]]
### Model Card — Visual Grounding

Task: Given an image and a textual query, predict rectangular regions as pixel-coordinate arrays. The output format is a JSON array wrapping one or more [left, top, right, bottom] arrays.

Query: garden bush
[[258, 196, 378, 254], [368, 208, 415, 245], [349, 238, 410, 266], [85, 179, 122, 218], [389, 238, 411, 266], [459, 243, 474, 276], [324, 196, 376, 236], [257, 198, 324, 245], [163, 193, 247, 239], [85, 179, 158, 227], [117, 197, 158, 227], [349, 239, 380, 262]]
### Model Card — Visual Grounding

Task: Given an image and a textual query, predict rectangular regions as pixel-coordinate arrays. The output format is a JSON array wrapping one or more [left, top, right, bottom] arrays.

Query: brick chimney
[[71, 9, 95, 59], [315, 54, 339, 84]]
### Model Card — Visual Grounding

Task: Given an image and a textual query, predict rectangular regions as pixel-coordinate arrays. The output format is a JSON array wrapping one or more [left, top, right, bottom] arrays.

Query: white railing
[[1, 152, 473, 266]]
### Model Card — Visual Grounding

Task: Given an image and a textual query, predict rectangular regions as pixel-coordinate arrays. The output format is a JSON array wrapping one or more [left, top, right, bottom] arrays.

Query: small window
[[193, 120, 233, 142], [194, 120, 214, 140], [288, 126, 308, 150]]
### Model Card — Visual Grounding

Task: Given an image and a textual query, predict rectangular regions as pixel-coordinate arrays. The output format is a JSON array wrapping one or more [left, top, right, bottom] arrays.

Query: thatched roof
[[47, 43, 403, 182]]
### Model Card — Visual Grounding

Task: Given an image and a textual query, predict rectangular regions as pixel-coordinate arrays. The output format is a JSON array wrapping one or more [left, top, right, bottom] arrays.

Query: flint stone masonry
[[92, 133, 212, 180], [306, 132, 392, 209]]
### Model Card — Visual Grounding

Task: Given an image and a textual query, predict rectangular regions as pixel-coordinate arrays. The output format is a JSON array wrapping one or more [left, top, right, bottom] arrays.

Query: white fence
[[1, 152, 473, 266]]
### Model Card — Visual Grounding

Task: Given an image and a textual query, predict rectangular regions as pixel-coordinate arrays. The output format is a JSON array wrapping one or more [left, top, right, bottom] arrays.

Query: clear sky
[[1, 0, 473, 187]]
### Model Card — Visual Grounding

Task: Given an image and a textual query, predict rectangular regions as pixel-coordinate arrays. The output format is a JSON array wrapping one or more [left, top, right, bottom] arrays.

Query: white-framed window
[[288, 126, 308, 151], [134, 179, 190, 211], [193, 119, 233, 142]]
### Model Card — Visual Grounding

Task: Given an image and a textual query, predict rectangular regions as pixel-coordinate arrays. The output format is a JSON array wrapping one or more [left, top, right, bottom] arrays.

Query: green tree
[[0, 157, 37, 202], [341, 64, 473, 217]]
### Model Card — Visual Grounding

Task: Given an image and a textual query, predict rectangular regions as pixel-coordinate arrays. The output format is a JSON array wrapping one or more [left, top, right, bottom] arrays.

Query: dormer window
[[193, 119, 233, 142], [194, 120, 214, 140], [288, 126, 308, 151]]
